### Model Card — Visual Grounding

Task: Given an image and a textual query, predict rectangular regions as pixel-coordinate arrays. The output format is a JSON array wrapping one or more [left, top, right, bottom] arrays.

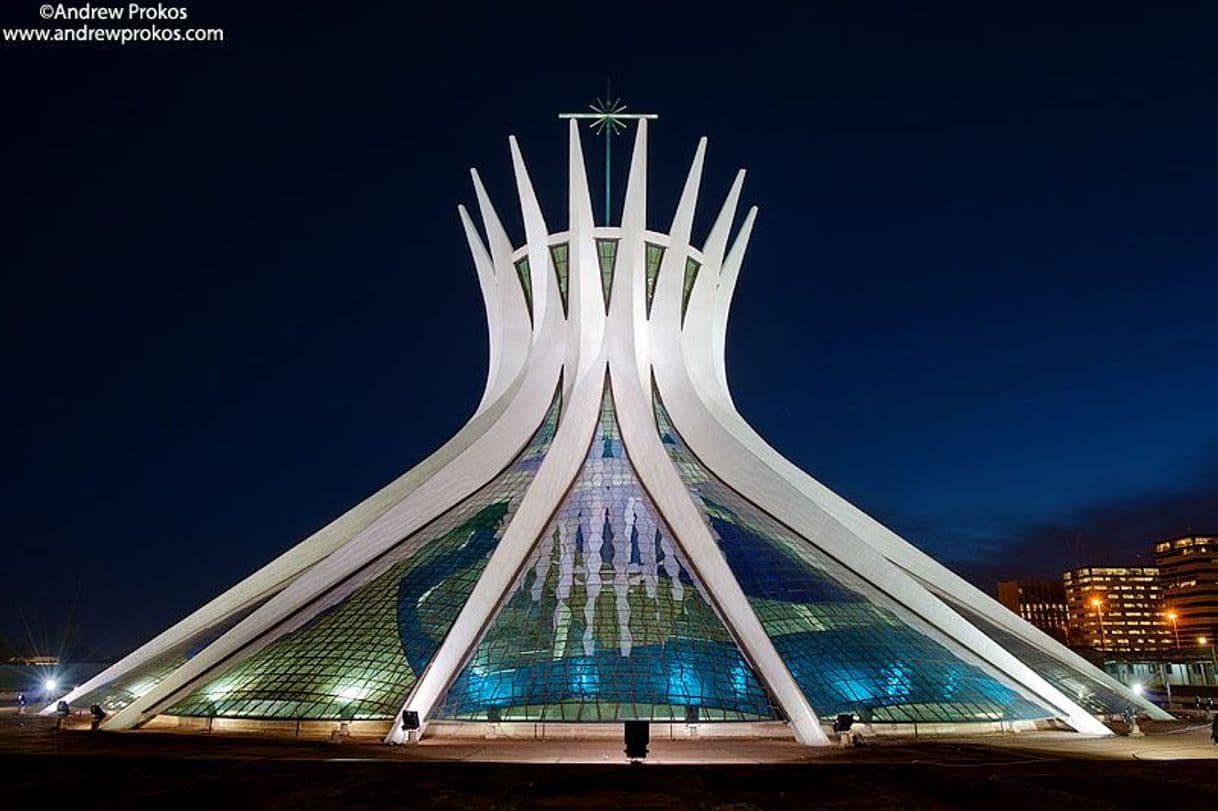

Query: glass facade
[[513, 257, 533, 322], [596, 238, 617, 312], [681, 257, 701, 323], [165, 388, 562, 721], [128, 375, 1086, 728], [549, 243, 569, 317], [435, 382, 779, 723], [653, 393, 1054, 724], [938, 595, 1139, 715], [72, 599, 266, 713], [644, 243, 665, 317]]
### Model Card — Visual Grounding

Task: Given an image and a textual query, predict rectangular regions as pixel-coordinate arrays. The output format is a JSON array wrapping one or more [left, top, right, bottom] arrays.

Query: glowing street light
[[1164, 609, 1180, 648], [1130, 682, 1144, 695], [43, 679, 57, 693], [1158, 612, 1179, 708]]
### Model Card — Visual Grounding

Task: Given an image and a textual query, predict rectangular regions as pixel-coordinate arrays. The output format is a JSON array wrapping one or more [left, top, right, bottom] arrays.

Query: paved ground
[[1, 714, 1216, 809]]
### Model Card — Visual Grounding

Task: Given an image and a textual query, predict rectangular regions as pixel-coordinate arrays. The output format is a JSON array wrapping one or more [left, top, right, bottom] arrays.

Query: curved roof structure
[[51, 120, 1164, 744]]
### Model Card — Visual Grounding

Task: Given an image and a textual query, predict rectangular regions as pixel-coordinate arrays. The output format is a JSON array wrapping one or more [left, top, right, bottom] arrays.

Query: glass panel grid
[[942, 597, 1140, 716], [514, 257, 533, 323], [653, 392, 1054, 725], [166, 389, 562, 721], [681, 257, 701, 323], [549, 243, 569, 318], [436, 383, 779, 723], [72, 600, 266, 714], [596, 238, 618, 312], [644, 243, 665, 318]]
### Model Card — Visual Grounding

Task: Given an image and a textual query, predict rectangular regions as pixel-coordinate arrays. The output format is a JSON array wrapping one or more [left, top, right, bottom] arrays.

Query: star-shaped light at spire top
[[559, 91, 657, 225], [588, 97, 630, 135]]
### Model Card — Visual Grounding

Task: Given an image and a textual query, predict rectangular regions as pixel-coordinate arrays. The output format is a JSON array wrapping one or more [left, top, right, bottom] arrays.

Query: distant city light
[[1200, 636, 1209, 646]]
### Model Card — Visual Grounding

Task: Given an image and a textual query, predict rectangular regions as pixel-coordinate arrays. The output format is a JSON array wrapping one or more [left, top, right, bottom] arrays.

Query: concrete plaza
[[2, 712, 1215, 808]]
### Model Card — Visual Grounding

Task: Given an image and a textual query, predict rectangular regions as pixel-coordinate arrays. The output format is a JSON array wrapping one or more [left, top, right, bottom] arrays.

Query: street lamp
[[1090, 595, 1107, 651], [1165, 609, 1180, 648], [1200, 635, 1218, 688], [1162, 611, 1182, 704]]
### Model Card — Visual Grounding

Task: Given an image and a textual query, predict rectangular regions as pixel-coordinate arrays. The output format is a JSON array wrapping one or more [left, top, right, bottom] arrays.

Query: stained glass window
[[596, 238, 618, 312], [435, 382, 779, 723], [653, 392, 1054, 725], [514, 257, 533, 323], [549, 243, 569, 317], [644, 243, 665, 318], [937, 595, 1140, 716], [681, 257, 701, 323], [71, 599, 267, 714], [165, 388, 562, 721]]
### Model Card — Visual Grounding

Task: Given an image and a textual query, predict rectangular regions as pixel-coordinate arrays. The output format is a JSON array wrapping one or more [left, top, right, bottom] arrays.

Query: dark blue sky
[[2, 1, 1215, 657]]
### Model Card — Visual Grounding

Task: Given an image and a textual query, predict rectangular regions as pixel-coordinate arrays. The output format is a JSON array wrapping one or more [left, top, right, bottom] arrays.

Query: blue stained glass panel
[[654, 393, 1054, 724], [938, 595, 1142, 716], [436, 384, 779, 723]]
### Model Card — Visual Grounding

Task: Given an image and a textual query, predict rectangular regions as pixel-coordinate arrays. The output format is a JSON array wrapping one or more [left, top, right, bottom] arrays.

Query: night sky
[[2, 2, 1215, 658]]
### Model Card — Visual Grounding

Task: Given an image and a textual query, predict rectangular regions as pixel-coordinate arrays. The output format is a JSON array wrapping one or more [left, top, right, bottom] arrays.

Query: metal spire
[[560, 84, 657, 225]]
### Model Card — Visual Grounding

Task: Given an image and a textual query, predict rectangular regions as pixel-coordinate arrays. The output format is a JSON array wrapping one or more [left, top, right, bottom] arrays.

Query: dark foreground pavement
[[2, 718, 1216, 809]]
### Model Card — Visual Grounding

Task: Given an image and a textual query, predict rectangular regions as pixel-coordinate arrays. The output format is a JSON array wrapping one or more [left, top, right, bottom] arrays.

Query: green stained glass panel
[[596, 238, 618, 312], [549, 243, 569, 318], [70, 599, 267, 714], [681, 258, 701, 323], [165, 389, 562, 721], [514, 257, 533, 323], [644, 243, 665, 318]]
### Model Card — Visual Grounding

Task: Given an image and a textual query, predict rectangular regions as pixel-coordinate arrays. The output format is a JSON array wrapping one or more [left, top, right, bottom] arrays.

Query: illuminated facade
[[1063, 567, 1173, 653], [1154, 534, 1218, 647], [50, 120, 1165, 744], [997, 579, 1070, 644]]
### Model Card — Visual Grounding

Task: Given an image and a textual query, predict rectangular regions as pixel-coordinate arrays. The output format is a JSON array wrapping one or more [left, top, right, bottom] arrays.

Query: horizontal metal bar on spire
[[558, 113, 658, 119]]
